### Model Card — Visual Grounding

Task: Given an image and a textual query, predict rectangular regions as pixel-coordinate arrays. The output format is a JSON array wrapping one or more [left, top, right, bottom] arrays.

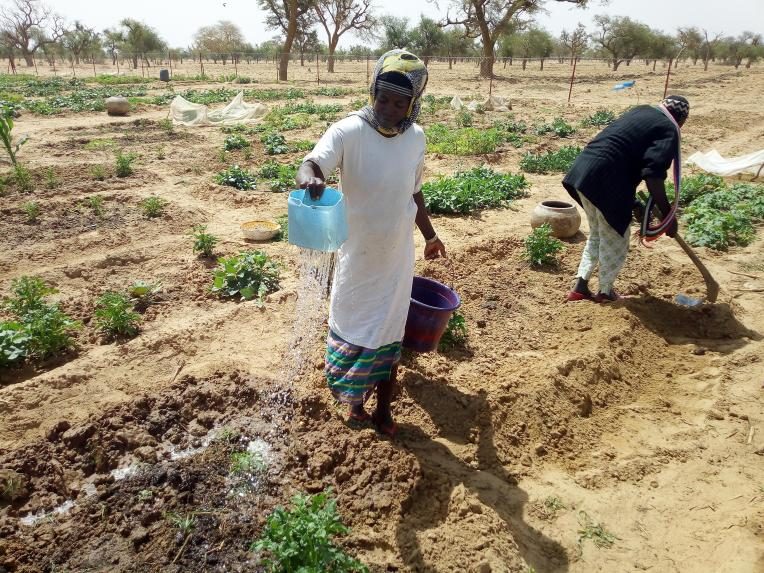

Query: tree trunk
[[653, 60, 657, 71], [22, 51, 34, 66], [479, 40, 494, 78], [540, 58, 544, 71], [132, 55, 138, 69], [612, 58, 621, 71], [521, 58, 527, 70], [279, 1, 299, 81]]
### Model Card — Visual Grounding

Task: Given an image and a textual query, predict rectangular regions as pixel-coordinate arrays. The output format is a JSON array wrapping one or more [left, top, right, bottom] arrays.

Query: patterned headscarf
[[661, 95, 690, 125], [352, 49, 428, 136]]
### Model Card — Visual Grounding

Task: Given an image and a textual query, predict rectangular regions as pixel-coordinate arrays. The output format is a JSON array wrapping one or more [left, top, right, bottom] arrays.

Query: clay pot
[[530, 200, 581, 239], [105, 96, 130, 116]]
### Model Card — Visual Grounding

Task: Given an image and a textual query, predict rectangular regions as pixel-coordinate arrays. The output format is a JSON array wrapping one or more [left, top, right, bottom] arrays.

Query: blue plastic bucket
[[403, 276, 461, 353], [288, 188, 348, 252]]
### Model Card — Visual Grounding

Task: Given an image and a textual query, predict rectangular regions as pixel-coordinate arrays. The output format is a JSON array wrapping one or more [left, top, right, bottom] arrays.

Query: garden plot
[[1, 63, 764, 572]]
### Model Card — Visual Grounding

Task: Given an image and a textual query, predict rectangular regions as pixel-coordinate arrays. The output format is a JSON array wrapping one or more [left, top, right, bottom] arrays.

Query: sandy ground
[[0, 60, 763, 572]]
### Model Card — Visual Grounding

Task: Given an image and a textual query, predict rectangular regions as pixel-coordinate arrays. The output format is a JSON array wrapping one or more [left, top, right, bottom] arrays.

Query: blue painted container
[[288, 188, 348, 252]]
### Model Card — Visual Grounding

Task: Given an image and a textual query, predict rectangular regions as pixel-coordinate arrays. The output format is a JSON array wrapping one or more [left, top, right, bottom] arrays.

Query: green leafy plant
[[439, 311, 467, 351], [258, 160, 298, 193], [22, 305, 80, 358], [211, 250, 280, 302], [524, 223, 564, 266], [535, 117, 576, 137], [520, 146, 581, 174], [224, 134, 251, 151], [230, 451, 267, 475], [426, 124, 502, 155], [577, 511, 618, 549], [191, 224, 218, 257], [3, 276, 56, 316], [140, 196, 167, 218], [127, 280, 161, 303], [83, 195, 105, 217], [158, 117, 174, 133], [221, 124, 259, 136], [262, 132, 289, 155], [422, 166, 530, 214], [0, 109, 27, 166], [581, 109, 616, 127], [90, 164, 107, 180], [44, 167, 59, 189], [0, 321, 30, 367], [215, 165, 257, 190], [13, 164, 32, 192], [667, 173, 726, 207], [156, 145, 166, 160], [84, 138, 117, 150], [22, 201, 40, 222], [94, 291, 140, 338], [251, 490, 367, 573], [290, 140, 315, 153], [455, 109, 473, 127], [115, 151, 137, 177]]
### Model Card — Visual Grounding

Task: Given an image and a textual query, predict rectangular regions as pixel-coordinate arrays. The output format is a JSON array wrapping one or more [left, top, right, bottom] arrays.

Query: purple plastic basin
[[403, 276, 461, 353]]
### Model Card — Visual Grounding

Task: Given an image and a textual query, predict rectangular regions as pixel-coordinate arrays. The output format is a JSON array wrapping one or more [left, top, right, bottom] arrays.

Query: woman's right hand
[[299, 176, 326, 200]]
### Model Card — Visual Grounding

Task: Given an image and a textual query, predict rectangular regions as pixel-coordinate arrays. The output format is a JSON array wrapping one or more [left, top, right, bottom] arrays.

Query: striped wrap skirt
[[325, 330, 401, 405]]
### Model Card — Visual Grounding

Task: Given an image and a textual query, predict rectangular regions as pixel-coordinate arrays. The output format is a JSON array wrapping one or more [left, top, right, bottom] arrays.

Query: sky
[[36, 0, 762, 50]]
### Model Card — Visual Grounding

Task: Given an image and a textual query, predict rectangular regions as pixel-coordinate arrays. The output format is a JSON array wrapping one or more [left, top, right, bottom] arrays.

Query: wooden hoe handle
[[674, 233, 720, 303]]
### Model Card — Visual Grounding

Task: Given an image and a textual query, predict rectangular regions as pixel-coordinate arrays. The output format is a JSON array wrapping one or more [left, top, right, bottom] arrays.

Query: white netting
[[169, 92, 268, 126], [686, 149, 764, 178]]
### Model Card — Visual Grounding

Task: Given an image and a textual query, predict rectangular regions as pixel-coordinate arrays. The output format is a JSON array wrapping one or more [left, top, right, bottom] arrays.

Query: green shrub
[[262, 132, 289, 155], [667, 173, 726, 206], [581, 109, 616, 127], [258, 160, 298, 192], [212, 250, 280, 302], [91, 164, 107, 180], [524, 223, 564, 266], [215, 165, 257, 190], [14, 164, 33, 192], [520, 146, 581, 174], [224, 134, 251, 151], [535, 117, 576, 137], [234, 76, 253, 84], [682, 183, 764, 250], [221, 124, 259, 136], [94, 291, 140, 338], [439, 311, 467, 351], [140, 196, 167, 218], [426, 124, 502, 155], [192, 224, 218, 257], [83, 195, 105, 216], [22, 201, 40, 222], [21, 305, 79, 359], [115, 151, 137, 177], [0, 321, 30, 367], [44, 167, 59, 189], [251, 490, 367, 573], [422, 166, 529, 214], [3, 276, 56, 316], [455, 109, 473, 127]]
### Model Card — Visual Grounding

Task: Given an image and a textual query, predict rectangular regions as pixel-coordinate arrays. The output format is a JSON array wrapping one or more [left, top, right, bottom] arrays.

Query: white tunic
[[305, 115, 424, 349]]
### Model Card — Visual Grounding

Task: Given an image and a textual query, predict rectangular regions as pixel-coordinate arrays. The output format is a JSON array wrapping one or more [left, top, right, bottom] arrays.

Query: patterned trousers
[[576, 194, 631, 294]]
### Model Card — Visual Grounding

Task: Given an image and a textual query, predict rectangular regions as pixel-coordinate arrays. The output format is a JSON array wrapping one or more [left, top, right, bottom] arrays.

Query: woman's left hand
[[424, 239, 447, 260]]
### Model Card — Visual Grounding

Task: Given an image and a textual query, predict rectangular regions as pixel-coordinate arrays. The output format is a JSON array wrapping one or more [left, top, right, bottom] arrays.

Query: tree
[[443, 26, 475, 68], [410, 16, 445, 65], [293, 14, 321, 66], [677, 27, 704, 65], [378, 15, 411, 51], [442, 0, 588, 78], [102, 28, 123, 65], [741, 31, 762, 68], [591, 15, 652, 71], [0, 0, 65, 66], [62, 21, 100, 64], [645, 29, 677, 71], [259, 0, 314, 81], [192, 21, 246, 65], [116, 19, 165, 69], [559, 23, 587, 63], [314, 0, 374, 73]]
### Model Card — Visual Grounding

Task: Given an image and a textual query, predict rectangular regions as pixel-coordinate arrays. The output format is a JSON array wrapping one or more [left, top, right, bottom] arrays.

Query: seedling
[[439, 311, 467, 351], [524, 224, 564, 266], [276, 214, 288, 241], [258, 160, 298, 193], [156, 145, 166, 160], [230, 451, 267, 475], [191, 224, 218, 257], [94, 291, 140, 338], [14, 164, 32, 192], [455, 109, 473, 127], [115, 151, 137, 177], [577, 511, 618, 549], [211, 250, 280, 302], [44, 168, 59, 189], [90, 164, 107, 181], [166, 512, 196, 535], [158, 118, 174, 134], [22, 201, 40, 223], [223, 134, 251, 151], [84, 138, 117, 150], [535, 117, 576, 137], [0, 108, 27, 166], [137, 489, 153, 502], [262, 132, 289, 155], [0, 321, 30, 367], [215, 165, 257, 190], [216, 426, 241, 444], [581, 109, 616, 127], [127, 280, 161, 303], [82, 195, 105, 217], [251, 490, 367, 572], [3, 276, 56, 316], [426, 124, 502, 155], [140, 196, 167, 218]]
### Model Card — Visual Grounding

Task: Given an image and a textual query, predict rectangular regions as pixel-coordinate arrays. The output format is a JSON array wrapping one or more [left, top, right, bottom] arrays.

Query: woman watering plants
[[563, 95, 690, 302], [295, 49, 446, 437]]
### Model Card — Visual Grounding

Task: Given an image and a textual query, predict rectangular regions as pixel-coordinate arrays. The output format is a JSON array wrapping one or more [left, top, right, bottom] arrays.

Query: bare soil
[[1, 60, 763, 572]]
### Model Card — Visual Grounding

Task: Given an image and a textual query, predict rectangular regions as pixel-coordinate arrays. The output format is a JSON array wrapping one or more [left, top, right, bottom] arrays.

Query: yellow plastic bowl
[[241, 220, 280, 241]]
